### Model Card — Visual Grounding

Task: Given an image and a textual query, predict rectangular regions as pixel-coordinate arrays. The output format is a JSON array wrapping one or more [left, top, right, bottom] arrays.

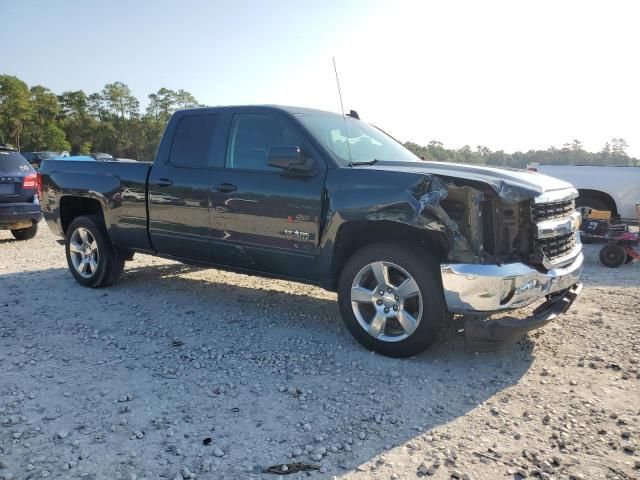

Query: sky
[[1, 0, 639, 156]]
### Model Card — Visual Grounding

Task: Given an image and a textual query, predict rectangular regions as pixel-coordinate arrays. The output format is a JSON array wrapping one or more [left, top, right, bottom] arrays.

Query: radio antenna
[[332, 57, 352, 163]]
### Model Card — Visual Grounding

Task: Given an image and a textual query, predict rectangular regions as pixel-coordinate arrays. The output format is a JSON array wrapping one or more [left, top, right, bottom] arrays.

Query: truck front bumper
[[440, 253, 583, 351]]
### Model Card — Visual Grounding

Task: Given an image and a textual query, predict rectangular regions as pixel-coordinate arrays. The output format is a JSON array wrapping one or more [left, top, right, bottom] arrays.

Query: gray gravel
[[0, 227, 639, 479]]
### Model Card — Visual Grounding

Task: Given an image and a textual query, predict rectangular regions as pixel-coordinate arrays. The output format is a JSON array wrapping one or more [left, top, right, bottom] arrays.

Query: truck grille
[[531, 199, 575, 222], [531, 197, 579, 266], [536, 232, 577, 262]]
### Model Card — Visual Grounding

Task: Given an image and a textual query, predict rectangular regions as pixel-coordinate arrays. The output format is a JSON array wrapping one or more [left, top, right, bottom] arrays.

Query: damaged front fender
[[407, 175, 480, 263], [317, 169, 482, 288]]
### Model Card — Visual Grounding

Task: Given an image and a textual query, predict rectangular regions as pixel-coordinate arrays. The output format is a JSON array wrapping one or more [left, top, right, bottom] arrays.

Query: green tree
[[611, 138, 628, 156], [101, 82, 139, 119], [476, 145, 491, 158], [0, 75, 32, 148], [87, 92, 106, 121], [59, 90, 95, 154], [174, 89, 199, 109], [97, 82, 141, 157], [427, 141, 451, 162], [22, 85, 70, 151]]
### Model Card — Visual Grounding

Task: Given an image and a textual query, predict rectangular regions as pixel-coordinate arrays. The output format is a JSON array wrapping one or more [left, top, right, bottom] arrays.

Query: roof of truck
[[178, 104, 348, 118]]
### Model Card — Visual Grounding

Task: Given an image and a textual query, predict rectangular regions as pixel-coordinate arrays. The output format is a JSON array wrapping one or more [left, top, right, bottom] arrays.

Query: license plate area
[[0, 183, 16, 195]]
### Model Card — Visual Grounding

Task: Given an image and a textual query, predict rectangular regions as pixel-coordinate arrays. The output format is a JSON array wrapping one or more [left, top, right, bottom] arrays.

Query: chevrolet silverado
[[39, 106, 583, 357]]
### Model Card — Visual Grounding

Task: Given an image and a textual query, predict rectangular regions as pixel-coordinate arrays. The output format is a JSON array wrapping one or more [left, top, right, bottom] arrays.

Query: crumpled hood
[[364, 160, 575, 202]]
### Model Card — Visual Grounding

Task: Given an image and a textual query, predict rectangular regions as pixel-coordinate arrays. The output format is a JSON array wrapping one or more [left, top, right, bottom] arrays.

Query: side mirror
[[267, 146, 314, 173]]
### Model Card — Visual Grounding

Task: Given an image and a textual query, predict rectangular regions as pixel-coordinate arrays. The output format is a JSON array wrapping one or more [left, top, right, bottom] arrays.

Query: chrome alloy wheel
[[350, 261, 423, 342], [69, 227, 99, 278]]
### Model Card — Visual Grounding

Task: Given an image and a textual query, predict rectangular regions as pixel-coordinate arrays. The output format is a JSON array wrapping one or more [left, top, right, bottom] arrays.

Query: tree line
[[0, 74, 200, 160], [1, 74, 638, 166], [403, 138, 639, 168]]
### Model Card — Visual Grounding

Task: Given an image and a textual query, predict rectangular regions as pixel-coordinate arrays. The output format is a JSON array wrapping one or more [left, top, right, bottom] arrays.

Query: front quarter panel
[[317, 168, 473, 286]]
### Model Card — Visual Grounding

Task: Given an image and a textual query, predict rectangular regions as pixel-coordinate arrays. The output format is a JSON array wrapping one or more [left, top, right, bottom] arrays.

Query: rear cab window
[[168, 115, 218, 168]]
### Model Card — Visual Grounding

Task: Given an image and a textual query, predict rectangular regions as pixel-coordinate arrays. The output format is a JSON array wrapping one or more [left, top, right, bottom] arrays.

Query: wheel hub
[[350, 261, 423, 343], [69, 227, 100, 279], [374, 290, 399, 309]]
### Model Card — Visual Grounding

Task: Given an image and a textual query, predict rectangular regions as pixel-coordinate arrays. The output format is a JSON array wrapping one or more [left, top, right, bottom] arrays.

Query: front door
[[209, 111, 326, 280]]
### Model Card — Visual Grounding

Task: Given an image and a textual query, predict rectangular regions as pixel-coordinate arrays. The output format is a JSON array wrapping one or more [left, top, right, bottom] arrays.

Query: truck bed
[[40, 159, 153, 251]]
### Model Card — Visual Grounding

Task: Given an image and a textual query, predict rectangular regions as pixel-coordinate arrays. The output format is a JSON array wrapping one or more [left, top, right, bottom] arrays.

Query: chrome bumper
[[440, 252, 583, 314]]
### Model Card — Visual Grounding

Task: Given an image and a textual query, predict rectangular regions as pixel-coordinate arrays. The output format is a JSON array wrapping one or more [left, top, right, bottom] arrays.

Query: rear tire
[[65, 215, 125, 288], [337, 242, 446, 358], [11, 222, 38, 240], [599, 243, 627, 268]]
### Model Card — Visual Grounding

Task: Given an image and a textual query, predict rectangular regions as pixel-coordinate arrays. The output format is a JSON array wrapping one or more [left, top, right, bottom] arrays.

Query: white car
[[528, 164, 640, 221]]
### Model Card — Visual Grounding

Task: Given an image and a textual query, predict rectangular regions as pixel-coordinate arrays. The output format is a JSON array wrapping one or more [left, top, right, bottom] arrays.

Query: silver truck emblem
[[282, 229, 313, 240]]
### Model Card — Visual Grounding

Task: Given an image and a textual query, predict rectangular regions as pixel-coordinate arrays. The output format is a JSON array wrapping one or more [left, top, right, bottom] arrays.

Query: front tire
[[11, 222, 38, 240], [65, 215, 125, 288], [337, 243, 446, 358]]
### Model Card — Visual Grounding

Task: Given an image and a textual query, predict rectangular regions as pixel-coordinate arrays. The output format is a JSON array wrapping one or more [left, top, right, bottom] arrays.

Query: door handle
[[213, 183, 237, 193], [156, 178, 173, 187]]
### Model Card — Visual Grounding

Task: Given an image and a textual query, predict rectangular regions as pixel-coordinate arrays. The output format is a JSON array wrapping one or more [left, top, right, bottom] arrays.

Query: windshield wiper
[[349, 159, 379, 167]]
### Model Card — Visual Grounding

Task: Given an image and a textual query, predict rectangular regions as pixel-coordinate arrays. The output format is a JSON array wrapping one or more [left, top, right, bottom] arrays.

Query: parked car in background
[[0, 146, 42, 240], [39, 105, 583, 357], [528, 163, 640, 221], [51, 155, 97, 162], [92, 152, 113, 160], [21, 151, 59, 169]]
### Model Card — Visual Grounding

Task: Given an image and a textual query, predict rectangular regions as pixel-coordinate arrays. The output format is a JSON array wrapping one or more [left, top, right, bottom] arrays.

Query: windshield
[[296, 113, 420, 165], [38, 152, 58, 159]]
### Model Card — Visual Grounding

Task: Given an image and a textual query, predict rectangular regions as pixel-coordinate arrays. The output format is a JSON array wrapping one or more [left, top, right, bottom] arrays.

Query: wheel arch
[[60, 196, 106, 235], [327, 220, 448, 291], [577, 189, 618, 216]]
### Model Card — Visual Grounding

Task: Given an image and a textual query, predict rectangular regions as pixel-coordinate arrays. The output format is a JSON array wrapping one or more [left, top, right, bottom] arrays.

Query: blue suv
[[0, 146, 41, 240]]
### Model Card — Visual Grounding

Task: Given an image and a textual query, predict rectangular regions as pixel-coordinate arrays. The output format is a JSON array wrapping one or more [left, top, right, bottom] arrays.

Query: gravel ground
[[0, 226, 639, 480]]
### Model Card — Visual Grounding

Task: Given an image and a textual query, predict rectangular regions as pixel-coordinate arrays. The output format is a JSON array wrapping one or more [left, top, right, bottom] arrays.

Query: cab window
[[226, 114, 301, 171], [169, 114, 218, 167]]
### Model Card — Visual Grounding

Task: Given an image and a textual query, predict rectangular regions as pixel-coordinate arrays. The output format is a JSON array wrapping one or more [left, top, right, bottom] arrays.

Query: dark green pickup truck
[[39, 105, 583, 357]]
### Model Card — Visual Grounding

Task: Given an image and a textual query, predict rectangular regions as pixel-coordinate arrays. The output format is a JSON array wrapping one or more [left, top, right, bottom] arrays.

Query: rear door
[[0, 150, 37, 204], [208, 109, 326, 280], [147, 113, 221, 261]]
